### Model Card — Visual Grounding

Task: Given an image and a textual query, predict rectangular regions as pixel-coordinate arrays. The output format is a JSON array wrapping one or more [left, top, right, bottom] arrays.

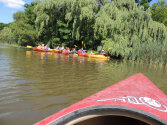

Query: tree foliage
[[24, 2, 37, 26], [95, 0, 167, 63], [135, 0, 152, 10], [151, 0, 167, 26], [0, 11, 37, 46], [13, 11, 25, 22], [33, 0, 72, 48], [0, 27, 14, 43], [63, 0, 99, 48], [0, 23, 9, 31]]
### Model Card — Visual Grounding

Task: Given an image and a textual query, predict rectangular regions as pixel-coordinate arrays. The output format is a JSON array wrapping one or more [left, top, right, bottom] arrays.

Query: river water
[[0, 45, 167, 125]]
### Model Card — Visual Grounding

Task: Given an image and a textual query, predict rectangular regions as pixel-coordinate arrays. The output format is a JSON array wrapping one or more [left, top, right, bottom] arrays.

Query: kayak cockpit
[[67, 115, 149, 125], [49, 105, 165, 125]]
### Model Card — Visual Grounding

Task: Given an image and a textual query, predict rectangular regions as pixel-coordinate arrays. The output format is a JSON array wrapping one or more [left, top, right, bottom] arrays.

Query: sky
[[0, 0, 165, 24], [0, 0, 33, 24]]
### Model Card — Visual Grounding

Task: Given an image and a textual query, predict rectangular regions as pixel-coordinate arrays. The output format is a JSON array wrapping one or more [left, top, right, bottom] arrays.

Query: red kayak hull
[[78, 53, 89, 57], [35, 73, 167, 125], [54, 50, 62, 53], [62, 51, 70, 55], [33, 48, 50, 52]]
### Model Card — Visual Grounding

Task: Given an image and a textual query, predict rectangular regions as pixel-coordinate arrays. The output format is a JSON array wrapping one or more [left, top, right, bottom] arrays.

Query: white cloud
[[0, 0, 25, 9]]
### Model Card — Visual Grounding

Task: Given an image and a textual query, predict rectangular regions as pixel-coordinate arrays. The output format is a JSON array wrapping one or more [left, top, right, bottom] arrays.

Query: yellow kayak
[[48, 49, 53, 51], [26, 45, 33, 48], [73, 53, 78, 57], [89, 54, 110, 60]]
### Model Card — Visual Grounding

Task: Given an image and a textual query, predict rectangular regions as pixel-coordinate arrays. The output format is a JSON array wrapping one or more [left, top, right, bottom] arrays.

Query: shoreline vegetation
[[0, 42, 23, 48], [1, 42, 167, 69], [0, 0, 167, 64]]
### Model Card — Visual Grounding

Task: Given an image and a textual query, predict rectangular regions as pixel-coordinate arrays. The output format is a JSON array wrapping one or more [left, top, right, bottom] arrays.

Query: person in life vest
[[82, 50, 86, 53], [37, 44, 42, 49], [100, 50, 106, 56], [90, 50, 95, 55], [66, 47, 71, 53], [78, 49, 82, 53], [72, 48, 77, 54], [61, 45, 64, 51], [41, 44, 45, 49], [56, 46, 61, 50], [45, 45, 50, 50]]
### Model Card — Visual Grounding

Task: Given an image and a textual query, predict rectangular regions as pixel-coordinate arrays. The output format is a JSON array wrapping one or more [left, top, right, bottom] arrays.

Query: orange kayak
[[33, 48, 51, 52], [62, 51, 70, 55], [54, 50, 62, 53], [78, 52, 89, 57]]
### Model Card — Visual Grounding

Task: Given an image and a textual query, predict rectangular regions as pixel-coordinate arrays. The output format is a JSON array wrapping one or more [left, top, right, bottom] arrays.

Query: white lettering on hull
[[97, 96, 167, 112]]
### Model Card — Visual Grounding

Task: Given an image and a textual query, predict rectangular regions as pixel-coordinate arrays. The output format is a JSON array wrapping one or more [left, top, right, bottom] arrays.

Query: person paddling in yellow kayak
[[61, 45, 65, 51], [90, 50, 95, 55], [100, 50, 106, 56], [56, 46, 61, 50]]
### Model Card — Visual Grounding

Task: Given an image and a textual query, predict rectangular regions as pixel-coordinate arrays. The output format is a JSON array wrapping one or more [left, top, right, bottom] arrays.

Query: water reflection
[[0, 46, 167, 125]]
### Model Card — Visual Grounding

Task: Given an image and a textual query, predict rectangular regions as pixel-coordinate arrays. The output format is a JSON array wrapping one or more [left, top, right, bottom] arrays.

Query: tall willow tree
[[135, 0, 152, 10], [34, 0, 72, 47], [151, 0, 167, 26], [0, 23, 9, 31], [64, 0, 100, 48], [95, 0, 167, 63], [34, 0, 101, 48], [10, 11, 37, 46], [0, 27, 14, 44]]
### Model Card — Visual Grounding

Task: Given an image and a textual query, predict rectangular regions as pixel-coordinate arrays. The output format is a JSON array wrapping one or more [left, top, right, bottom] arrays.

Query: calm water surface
[[0, 45, 167, 125]]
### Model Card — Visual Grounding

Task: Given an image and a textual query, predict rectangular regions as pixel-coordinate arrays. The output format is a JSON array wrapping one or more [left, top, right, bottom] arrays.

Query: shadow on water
[[0, 45, 166, 125]]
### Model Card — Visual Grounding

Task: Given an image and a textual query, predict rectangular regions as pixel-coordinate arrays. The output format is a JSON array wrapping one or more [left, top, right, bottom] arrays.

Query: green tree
[[0, 27, 14, 43], [136, 0, 152, 10], [151, 0, 167, 26], [13, 11, 25, 21], [34, 0, 100, 48], [10, 11, 38, 46], [33, 0, 70, 47], [24, 2, 37, 26], [95, 0, 167, 63], [64, 0, 100, 48], [10, 22, 38, 46], [0, 23, 9, 31]]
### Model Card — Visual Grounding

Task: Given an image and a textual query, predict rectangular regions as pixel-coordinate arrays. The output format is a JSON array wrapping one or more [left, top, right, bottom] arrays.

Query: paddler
[[90, 50, 95, 55], [71, 48, 77, 54], [37, 44, 42, 49], [41, 44, 45, 49], [56, 46, 61, 50], [100, 50, 106, 56], [61, 45, 64, 51], [82, 50, 86, 53], [45, 45, 50, 50], [78, 49, 82, 53]]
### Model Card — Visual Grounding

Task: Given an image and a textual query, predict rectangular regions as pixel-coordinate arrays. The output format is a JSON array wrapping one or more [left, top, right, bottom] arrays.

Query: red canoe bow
[[33, 48, 51, 52], [35, 73, 167, 125], [54, 50, 62, 53], [62, 51, 70, 55], [78, 53, 89, 57]]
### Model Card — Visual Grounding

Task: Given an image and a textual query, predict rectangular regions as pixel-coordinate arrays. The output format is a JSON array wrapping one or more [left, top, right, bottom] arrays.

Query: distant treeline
[[0, 0, 167, 63]]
